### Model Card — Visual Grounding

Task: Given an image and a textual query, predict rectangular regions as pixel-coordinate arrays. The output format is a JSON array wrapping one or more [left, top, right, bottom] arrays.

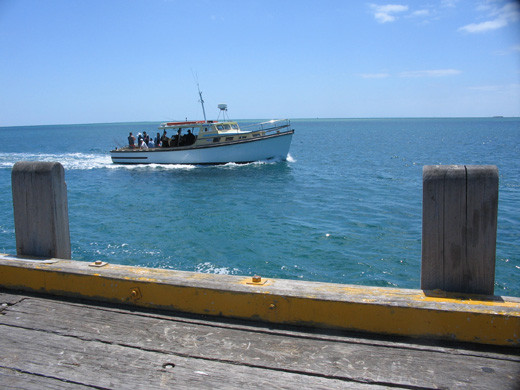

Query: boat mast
[[197, 82, 208, 123]]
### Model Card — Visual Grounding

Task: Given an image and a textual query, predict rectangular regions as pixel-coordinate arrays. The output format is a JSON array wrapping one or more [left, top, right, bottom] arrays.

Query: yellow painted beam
[[0, 255, 519, 346]]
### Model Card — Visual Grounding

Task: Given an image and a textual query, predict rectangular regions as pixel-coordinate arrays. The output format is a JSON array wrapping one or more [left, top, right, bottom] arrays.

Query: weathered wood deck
[[1, 290, 518, 389]]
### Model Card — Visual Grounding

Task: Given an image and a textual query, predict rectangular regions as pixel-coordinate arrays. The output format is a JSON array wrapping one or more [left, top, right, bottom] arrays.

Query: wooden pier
[[1, 289, 519, 389], [1, 162, 519, 388]]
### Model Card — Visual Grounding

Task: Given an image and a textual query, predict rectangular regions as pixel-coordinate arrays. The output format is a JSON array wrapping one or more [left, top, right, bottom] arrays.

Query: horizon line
[[1, 116, 518, 128]]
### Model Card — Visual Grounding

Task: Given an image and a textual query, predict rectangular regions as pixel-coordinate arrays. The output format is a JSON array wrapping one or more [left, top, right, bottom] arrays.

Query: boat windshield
[[216, 123, 236, 131]]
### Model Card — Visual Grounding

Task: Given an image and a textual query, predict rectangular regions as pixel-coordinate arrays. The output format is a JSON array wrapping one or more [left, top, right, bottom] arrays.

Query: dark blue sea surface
[[0, 118, 518, 296]]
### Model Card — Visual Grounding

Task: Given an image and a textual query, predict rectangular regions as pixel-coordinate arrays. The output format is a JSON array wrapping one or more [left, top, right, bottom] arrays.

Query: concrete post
[[421, 165, 498, 295], [11, 161, 71, 259]]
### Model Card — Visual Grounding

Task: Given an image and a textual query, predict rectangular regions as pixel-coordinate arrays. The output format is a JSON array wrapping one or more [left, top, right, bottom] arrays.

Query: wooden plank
[[0, 291, 26, 306], [8, 295, 518, 361], [2, 295, 519, 389], [466, 166, 498, 295], [0, 367, 93, 389], [0, 324, 386, 390], [443, 165, 468, 293], [0, 291, 26, 314], [422, 165, 499, 294], [11, 161, 71, 259], [422, 165, 446, 290]]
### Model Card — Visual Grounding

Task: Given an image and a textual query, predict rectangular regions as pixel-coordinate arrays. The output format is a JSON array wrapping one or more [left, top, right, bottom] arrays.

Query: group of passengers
[[160, 129, 196, 148], [127, 131, 155, 149], [128, 129, 196, 149]]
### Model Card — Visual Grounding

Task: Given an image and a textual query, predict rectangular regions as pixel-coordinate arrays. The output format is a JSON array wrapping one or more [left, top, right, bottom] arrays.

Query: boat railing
[[241, 119, 291, 134]]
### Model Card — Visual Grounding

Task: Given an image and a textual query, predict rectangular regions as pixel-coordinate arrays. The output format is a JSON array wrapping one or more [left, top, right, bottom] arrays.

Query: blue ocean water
[[0, 118, 518, 296]]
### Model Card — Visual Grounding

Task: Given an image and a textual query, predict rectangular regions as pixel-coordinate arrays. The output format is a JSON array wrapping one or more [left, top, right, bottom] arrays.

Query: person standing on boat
[[161, 130, 169, 148], [143, 132, 150, 146], [187, 129, 195, 145], [128, 132, 136, 148], [171, 129, 181, 147], [155, 132, 161, 147]]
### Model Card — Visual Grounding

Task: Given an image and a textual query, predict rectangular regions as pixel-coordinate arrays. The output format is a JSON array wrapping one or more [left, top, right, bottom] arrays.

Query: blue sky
[[1, 0, 519, 125]]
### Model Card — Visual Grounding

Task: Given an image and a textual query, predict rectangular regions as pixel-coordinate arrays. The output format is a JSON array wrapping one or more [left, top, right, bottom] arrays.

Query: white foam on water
[[0, 153, 196, 171], [196, 261, 239, 275], [145, 163, 196, 170], [219, 157, 288, 169], [0, 151, 294, 171], [0, 152, 112, 170], [106, 162, 197, 171]]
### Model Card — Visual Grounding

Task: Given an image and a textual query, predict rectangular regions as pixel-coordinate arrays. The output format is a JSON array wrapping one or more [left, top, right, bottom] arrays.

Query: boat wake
[[220, 154, 295, 168], [0, 152, 113, 170], [110, 163, 197, 171], [0, 153, 197, 171], [0, 152, 295, 171]]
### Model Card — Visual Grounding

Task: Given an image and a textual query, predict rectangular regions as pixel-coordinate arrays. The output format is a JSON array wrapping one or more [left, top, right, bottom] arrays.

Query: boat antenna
[[197, 83, 208, 123], [192, 73, 208, 124]]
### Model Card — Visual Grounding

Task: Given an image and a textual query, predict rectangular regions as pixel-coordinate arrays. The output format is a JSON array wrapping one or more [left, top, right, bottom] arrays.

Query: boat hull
[[111, 130, 293, 165]]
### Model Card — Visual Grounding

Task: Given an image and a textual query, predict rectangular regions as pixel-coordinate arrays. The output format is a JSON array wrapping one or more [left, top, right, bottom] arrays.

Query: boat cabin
[[157, 120, 266, 148]]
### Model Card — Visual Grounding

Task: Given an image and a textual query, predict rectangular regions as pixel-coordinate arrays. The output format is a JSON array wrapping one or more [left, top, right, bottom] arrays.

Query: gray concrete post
[[421, 165, 498, 295], [11, 161, 71, 259]]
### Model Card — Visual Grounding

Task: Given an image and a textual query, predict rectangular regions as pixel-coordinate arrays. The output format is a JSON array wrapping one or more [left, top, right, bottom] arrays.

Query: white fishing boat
[[110, 93, 294, 165]]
